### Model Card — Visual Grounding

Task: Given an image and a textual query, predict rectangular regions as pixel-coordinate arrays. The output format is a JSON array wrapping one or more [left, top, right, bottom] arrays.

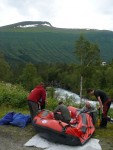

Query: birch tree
[[75, 35, 100, 104]]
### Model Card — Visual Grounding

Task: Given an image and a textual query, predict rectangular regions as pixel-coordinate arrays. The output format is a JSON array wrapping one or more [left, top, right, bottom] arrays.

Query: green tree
[[19, 63, 43, 91], [75, 35, 101, 102], [105, 65, 113, 89], [0, 54, 12, 82], [75, 35, 100, 67]]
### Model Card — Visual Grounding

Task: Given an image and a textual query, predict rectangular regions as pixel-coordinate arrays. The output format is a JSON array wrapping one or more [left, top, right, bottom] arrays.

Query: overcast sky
[[0, 0, 113, 31]]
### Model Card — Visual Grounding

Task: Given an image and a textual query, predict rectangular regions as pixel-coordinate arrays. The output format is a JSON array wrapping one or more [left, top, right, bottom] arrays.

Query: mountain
[[1, 21, 53, 28], [0, 21, 113, 65]]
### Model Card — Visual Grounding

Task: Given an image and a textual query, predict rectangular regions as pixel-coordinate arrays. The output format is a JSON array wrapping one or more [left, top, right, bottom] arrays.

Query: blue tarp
[[0, 112, 31, 128], [0, 112, 15, 125]]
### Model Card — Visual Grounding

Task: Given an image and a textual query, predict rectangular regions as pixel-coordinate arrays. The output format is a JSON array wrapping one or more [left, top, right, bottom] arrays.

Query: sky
[[0, 0, 113, 31]]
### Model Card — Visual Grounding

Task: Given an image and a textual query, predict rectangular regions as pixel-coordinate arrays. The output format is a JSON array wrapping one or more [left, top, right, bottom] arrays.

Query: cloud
[[91, 0, 113, 14], [0, 0, 113, 31], [52, 0, 113, 30], [0, 0, 57, 25], [6, 0, 57, 16]]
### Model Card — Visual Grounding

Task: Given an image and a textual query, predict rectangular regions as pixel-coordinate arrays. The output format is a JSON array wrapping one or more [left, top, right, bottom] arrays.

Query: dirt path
[[0, 125, 42, 150], [0, 124, 113, 150]]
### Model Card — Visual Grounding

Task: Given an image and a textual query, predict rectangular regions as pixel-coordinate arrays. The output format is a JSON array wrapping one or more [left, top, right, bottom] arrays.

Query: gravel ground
[[0, 124, 113, 150], [0, 124, 42, 150]]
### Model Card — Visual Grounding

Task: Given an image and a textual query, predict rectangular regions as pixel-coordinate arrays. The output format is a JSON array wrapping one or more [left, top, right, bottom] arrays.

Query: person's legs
[[54, 113, 70, 124], [54, 113, 63, 121], [100, 100, 111, 127], [62, 119, 70, 124], [90, 112, 97, 125], [28, 101, 39, 120], [100, 117, 107, 127], [41, 102, 45, 110]]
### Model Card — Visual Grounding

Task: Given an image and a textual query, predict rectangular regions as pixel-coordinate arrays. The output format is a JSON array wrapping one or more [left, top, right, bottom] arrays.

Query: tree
[[19, 63, 43, 91], [75, 35, 101, 103], [0, 54, 12, 82], [75, 35, 100, 67]]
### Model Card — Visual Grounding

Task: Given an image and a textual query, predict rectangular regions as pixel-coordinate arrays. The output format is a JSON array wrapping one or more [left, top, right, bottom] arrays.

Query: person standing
[[53, 101, 71, 124], [27, 82, 47, 120], [87, 88, 111, 128]]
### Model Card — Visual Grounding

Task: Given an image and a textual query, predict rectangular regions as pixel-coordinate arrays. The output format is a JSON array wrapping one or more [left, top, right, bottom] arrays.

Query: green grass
[[94, 123, 113, 138], [0, 105, 29, 118], [94, 123, 113, 150]]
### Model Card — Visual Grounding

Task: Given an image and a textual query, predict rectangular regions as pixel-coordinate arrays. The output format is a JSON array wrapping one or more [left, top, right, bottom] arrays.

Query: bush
[[46, 98, 58, 111], [0, 82, 28, 108]]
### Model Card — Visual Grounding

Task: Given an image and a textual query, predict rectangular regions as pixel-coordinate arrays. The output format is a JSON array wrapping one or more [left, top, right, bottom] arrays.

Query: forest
[[1, 35, 113, 99], [0, 21, 113, 66]]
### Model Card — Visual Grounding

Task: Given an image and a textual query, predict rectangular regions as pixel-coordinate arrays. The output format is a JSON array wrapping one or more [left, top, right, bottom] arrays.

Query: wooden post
[[80, 75, 83, 107]]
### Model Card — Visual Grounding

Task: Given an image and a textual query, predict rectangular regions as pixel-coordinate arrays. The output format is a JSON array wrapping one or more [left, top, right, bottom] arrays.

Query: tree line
[[0, 35, 113, 98]]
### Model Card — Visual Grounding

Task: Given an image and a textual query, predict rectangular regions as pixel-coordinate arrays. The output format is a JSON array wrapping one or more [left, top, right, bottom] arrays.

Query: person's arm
[[76, 106, 85, 117], [79, 106, 86, 113], [97, 96, 103, 113]]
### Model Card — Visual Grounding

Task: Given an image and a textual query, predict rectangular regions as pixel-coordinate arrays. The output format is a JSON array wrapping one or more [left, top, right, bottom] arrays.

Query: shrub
[[0, 82, 28, 108], [46, 98, 58, 111]]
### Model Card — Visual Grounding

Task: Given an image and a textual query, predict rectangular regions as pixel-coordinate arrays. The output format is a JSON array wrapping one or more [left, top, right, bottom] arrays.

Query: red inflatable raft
[[32, 106, 95, 146]]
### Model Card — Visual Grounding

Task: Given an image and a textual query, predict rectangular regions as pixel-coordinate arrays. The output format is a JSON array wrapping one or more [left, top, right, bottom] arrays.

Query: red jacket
[[27, 85, 46, 105]]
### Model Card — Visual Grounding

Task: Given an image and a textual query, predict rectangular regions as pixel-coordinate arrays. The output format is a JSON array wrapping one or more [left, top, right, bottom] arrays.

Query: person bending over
[[76, 101, 97, 125], [87, 88, 111, 128], [27, 82, 47, 120]]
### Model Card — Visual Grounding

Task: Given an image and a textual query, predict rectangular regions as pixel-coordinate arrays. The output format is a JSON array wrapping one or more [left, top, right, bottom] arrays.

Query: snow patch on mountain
[[17, 23, 51, 28]]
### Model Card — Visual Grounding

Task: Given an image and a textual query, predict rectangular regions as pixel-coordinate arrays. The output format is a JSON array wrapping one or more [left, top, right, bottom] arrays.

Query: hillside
[[0, 21, 113, 65]]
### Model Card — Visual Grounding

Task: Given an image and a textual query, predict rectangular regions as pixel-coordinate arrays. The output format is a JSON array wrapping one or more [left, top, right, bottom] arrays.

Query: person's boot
[[100, 117, 107, 128]]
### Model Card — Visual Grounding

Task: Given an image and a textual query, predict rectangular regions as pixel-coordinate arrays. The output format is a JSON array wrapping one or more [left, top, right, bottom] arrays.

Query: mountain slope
[[0, 21, 113, 65]]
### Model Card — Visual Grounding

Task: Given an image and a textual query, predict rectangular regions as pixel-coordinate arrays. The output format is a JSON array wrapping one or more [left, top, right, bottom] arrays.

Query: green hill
[[0, 21, 113, 65]]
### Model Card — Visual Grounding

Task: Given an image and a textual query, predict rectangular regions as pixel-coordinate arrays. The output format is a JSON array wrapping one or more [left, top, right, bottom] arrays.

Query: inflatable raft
[[32, 106, 95, 146]]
